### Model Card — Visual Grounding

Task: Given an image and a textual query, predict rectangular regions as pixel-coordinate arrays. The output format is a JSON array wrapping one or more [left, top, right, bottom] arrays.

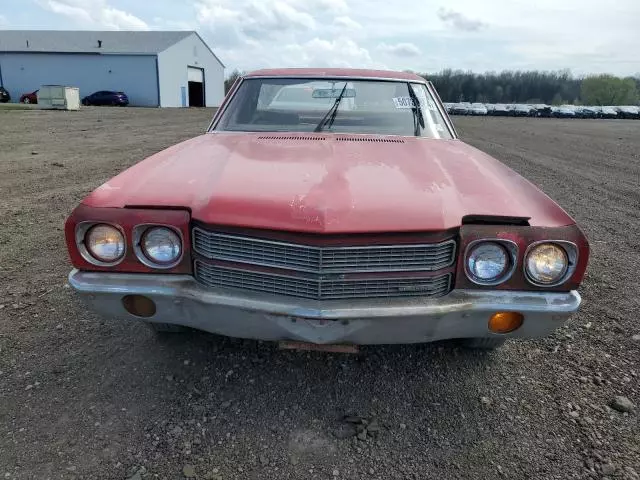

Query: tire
[[147, 322, 187, 333], [459, 337, 506, 350], [23, 98, 31, 104]]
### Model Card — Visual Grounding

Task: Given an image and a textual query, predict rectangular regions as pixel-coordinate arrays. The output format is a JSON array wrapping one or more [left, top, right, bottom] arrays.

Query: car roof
[[244, 68, 426, 82]]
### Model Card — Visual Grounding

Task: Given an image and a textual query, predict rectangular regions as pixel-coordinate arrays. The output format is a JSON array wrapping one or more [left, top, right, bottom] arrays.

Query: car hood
[[83, 133, 574, 233]]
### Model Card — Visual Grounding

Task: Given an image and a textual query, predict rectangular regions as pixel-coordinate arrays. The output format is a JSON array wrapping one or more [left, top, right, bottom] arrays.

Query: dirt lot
[[0, 108, 638, 480]]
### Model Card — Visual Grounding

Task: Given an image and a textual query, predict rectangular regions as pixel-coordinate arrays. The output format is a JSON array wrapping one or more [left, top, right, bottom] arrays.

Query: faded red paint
[[66, 69, 590, 294], [454, 224, 589, 292], [64, 205, 192, 273], [244, 68, 426, 82], [82, 133, 575, 233]]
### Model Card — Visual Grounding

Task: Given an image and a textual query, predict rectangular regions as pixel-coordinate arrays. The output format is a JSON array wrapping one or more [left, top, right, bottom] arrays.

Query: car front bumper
[[68, 269, 581, 345]]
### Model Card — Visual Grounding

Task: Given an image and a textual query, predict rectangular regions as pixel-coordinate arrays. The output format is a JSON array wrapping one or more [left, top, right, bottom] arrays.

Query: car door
[[104, 91, 116, 105], [86, 92, 98, 105], [96, 92, 108, 105], [92, 91, 107, 105]]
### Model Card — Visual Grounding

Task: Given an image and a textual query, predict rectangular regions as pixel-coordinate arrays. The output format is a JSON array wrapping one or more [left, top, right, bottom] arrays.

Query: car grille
[[192, 228, 457, 300], [194, 261, 452, 300], [192, 229, 456, 273]]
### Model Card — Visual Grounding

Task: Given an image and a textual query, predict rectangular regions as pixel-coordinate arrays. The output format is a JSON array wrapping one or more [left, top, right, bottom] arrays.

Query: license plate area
[[278, 341, 359, 353]]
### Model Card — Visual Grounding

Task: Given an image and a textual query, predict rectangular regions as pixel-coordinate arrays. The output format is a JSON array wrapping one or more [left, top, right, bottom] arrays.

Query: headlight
[[140, 227, 182, 266], [85, 224, 125, 263], [525, 243, 568, 285], [466, 242, 510, 284]]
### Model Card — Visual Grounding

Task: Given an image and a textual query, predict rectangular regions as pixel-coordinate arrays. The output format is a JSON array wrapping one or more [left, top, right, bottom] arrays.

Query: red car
[[19, 90, 38, 104], [65, 68, 589, 350]]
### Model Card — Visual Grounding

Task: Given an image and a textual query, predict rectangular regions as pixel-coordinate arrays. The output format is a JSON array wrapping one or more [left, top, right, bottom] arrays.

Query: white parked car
[[469, 103, 488, 115], [600, 106, 618, 119], [267, 83, 356, 111]]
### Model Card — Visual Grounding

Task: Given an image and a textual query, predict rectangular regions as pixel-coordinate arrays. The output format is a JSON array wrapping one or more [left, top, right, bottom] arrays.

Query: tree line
[[422, 70, 640, 106], [224, 69, 640, 106]]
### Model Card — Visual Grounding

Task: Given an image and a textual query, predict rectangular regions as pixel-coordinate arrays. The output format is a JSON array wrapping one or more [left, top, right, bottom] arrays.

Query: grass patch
[[0, 103, 37, 111]]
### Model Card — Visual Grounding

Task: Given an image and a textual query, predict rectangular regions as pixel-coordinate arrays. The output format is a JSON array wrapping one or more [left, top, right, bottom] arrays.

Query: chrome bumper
[[68, 269, 581, 345]]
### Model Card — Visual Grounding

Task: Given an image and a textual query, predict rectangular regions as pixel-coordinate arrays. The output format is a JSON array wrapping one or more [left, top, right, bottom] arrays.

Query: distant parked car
[[82, 91, 129, 107], [490, 104, 510, 116], [512, 104, 535, 117], [267, 83, 355, 111], [599, 107, 618, 119], [575, 107, 598, 119], [449, 103, 469, 115], [552, 107, 576, 118], [19, 90, 39, 104], [533, 104, 553, 118], [469, 103, 488, 115], [0, 87, 10, 103], [615, 106, 640, 119]]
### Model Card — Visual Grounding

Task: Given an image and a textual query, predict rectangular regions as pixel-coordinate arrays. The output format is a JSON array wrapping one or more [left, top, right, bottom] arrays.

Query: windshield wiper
[[314, 83, 348, 132], [407, 83, 425, 136]]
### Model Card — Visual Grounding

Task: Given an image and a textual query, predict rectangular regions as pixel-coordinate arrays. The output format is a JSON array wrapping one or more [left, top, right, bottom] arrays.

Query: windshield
[[213, 78, 452, 139]]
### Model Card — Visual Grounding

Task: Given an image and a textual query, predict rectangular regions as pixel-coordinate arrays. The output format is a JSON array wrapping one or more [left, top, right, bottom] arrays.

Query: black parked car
[[575, 107, 598, 119], [490, 104, 510, 116], [599, 107, 618, 119], [616, 106, 640, 119], [512, 104, 535, 117], [551, 107, 576, 118], [0, 87, 10, 103], [82, 91, 129, 106], [533, 104, 553, 118]]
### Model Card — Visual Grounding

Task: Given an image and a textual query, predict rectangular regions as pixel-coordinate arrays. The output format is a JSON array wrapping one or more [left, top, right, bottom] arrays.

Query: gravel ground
[[0, 109, 638, 480]]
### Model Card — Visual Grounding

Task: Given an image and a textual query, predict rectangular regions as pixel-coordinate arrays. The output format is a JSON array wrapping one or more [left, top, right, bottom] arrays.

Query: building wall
[[157, 33, 224, 107], [0, 53, 159, 106]]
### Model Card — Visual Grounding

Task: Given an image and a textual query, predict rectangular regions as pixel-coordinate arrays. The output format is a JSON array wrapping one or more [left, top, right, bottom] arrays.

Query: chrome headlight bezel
[[464, 239, 518, 286], [75, 222, 126, 266], [524, 241, 577, 287], [133, 224, 183, 269]]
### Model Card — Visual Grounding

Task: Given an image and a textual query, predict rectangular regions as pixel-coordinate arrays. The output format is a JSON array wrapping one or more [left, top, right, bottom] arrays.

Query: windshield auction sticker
[[392, 97, 416, 109]]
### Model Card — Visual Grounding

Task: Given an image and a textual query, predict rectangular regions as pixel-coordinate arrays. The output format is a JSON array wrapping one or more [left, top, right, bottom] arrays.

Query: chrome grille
[[192, 228, 456, 273], [195, 262, 452, 300]]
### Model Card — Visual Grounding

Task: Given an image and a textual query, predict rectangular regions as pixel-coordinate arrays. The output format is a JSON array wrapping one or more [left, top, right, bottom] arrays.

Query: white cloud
[[22, 0, 640, 75], [333, 16, 362, 30], [151, 17, 195, 31], [99, 7, 149, 30], [378, 42, 421, 58], [311, 0, 349, 15], [437, 8, 486, 31], [219, 35, 384, 71], [0, 15, 7, 26], [40, 0, 149, 30], [284, 37, 383, 68], [195, 0, 316, 46]]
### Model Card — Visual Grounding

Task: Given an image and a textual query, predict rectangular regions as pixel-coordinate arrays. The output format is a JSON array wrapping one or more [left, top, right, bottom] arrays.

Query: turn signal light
[[488, 312, 524, 334], [122, 295, 156, 318]]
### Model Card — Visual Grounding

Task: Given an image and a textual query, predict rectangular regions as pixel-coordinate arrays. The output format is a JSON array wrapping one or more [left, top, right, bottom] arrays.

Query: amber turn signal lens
[[122, 295, 156, 318], [488, 312, 524, 334]]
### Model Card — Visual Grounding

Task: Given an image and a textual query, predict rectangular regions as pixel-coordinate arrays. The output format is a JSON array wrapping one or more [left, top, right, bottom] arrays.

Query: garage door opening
[[188, 67, 205, 107]]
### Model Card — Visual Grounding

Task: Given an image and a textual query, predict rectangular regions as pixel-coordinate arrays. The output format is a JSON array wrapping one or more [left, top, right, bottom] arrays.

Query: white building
[[0, 30, 224, 107]]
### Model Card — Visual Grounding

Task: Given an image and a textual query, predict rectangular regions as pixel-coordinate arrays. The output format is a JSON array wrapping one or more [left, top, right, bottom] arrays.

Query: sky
[[1, 0, 639, 76]]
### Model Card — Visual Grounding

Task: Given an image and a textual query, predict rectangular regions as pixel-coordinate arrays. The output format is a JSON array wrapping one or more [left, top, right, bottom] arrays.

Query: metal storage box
[[37, 86, 80, 111]]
